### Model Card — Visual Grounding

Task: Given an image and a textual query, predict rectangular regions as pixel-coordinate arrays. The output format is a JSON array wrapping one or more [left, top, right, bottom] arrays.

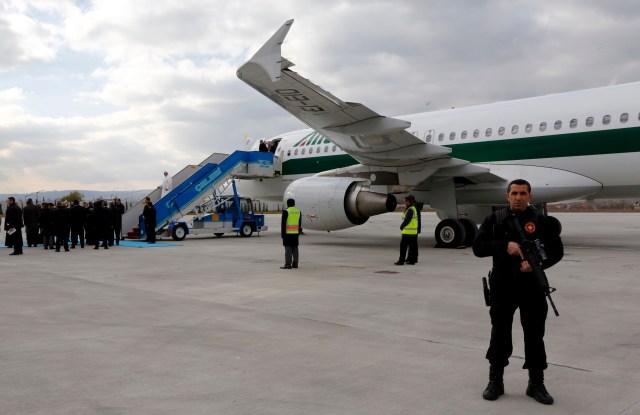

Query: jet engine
[[284, 177, 397, 231]]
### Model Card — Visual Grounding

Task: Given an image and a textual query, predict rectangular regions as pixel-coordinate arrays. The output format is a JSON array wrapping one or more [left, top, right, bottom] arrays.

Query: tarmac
[[1, 212, 639, 415]]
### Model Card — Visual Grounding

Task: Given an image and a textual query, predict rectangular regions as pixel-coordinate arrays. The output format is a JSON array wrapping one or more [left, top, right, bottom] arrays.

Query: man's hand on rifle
[[507, 242, 535, 273]]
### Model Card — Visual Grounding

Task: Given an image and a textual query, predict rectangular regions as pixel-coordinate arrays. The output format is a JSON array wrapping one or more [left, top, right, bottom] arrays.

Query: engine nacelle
[[284, 177, 397, 231]]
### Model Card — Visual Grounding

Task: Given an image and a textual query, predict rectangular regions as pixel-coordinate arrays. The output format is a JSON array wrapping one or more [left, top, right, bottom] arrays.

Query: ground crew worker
[[395, 195, 418, 265], [472, 179, 563, 405], [280, 198, 301, 269]]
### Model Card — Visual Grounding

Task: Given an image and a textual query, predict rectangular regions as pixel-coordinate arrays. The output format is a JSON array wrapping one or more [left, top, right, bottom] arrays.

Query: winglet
[[239, 19, 294, 83]]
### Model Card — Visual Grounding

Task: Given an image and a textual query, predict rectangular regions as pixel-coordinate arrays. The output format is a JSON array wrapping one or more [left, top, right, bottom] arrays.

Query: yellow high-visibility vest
[[285, 207, 301, 234], [402, 205, 418, 235]]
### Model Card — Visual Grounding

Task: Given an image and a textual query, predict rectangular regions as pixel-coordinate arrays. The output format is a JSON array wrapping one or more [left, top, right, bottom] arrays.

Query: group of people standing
[[3, 197, 126, 254]]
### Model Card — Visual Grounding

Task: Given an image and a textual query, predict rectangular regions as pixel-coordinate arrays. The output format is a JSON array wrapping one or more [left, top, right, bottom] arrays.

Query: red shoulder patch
[[524, 222, 536, 233]]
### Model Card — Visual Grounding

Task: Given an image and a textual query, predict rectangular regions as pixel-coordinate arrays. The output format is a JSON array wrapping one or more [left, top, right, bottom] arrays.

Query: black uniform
[[472, 206, 563, 370]]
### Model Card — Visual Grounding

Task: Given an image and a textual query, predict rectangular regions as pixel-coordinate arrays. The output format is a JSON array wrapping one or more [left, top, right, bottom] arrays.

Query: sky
[[2, 0, 640, 194]]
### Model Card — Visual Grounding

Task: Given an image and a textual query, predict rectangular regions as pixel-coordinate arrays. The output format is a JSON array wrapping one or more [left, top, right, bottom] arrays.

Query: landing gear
[[435, 219, 466, 248], [458, 218, 478, 247]]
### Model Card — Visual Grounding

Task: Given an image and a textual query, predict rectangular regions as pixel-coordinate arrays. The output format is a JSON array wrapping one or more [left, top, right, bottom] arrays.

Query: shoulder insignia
[[524, 222, 536, 233]]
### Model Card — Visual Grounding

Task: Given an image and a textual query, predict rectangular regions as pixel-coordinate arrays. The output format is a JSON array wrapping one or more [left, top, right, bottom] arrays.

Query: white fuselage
[[239, 82, 640, 204]]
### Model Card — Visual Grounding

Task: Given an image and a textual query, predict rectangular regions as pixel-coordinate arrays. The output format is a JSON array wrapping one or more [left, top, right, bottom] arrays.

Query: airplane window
[[570, 119, 578, 128], [511, 125, 518, 134], [301, 148, 306, 155], [554, 120, 562, 130], [438, 133, 444, 141], [498, 127, 505, 136], [539, 122, 547, 132], [473, 129, 479, 138], [603, 115, 611, 125], [620, 113, 629, 123], [485, 128, 492, 137], [309, 147, 313, 154], [294, 149, 298, 155], [461, 131, 467, 139], [332, 145, 337, 152], [586, 116, 594, 127], [425, 132, 432, 142], [449, 132, 456, 141], [324, 146, 328, 153], [287, 150, 291, 156], [525, 124, 532, 133]]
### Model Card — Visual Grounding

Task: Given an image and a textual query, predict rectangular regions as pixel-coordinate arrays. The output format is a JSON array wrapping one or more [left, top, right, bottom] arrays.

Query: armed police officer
[[472, 179, 563, 405]]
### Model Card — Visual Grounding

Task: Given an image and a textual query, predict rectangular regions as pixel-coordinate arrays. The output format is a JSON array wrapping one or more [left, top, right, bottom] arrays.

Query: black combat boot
[[482, 365, 504, 400], [526, 370, 554, 405]]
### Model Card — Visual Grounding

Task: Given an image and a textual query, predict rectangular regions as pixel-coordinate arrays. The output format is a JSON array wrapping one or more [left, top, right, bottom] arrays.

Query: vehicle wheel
[[240, 223, 253, 237], [546, 215, 562, 235], [214, 233, 224, 237], [458, 218, 478, 247], [171, 224, 187, 241], [435, 219, 466, 248]]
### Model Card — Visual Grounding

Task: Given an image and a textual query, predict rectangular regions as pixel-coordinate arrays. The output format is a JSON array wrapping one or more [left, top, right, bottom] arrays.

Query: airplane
[[236, 19, 640, 248]]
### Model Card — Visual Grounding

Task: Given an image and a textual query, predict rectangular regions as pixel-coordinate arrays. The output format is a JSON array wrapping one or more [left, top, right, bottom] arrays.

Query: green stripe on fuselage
[[282, 127, 640, 175], [445, 126, 640, 162]]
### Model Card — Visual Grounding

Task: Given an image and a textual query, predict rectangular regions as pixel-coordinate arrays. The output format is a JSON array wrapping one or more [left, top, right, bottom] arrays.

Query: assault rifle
[[509, 214, 560, 317]]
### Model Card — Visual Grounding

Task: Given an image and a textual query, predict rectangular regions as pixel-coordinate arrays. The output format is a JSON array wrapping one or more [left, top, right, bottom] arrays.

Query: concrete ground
[[1, 212, 639, 415]]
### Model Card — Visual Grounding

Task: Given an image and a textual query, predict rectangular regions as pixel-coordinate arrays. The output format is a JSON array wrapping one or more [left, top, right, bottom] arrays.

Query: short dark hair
[[507, 179, 531, 193], [286, 198, 295, 207], [404, 194, 415, 202]]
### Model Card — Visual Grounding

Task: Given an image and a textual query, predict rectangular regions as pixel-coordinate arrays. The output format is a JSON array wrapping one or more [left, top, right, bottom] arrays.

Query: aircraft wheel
[[171, 224, 187, 241], [214, 233, 224, 237], [240, 223, 253, 237], [435, 219, 466, 248], [458, 218, 478, 247]]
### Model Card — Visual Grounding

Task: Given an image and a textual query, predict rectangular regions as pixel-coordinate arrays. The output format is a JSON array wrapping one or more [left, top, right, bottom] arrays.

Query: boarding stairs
[[123, 151, 274, 239]]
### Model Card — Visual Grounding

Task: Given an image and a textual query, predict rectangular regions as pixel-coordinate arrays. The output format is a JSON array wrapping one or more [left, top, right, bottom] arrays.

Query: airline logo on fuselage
[[293, 131, 332, 147]]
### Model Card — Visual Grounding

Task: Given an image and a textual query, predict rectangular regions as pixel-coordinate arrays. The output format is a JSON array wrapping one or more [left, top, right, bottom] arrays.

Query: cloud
[[1, 1, 640, 193]]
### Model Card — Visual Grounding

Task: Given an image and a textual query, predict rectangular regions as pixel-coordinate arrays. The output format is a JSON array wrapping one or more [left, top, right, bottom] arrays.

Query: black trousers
[[145, 223, 156, 242], [7, 230, 23, 253], [71, 225, 84, 247], [486, 272, 549, 370], [56, 229, 70, 251], [26, 227, 40, 246], [399, 234, 418, 263]]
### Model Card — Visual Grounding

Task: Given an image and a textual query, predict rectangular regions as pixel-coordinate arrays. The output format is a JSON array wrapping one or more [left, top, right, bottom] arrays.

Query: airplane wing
[[237, 20, 504, 186]]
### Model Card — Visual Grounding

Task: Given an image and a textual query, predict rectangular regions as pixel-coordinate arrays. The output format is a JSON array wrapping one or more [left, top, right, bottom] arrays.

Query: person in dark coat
[[93, 200, 109, 249], [111, 198, 125, 245], [52, 201, 71, 252], [5, 197, 24, 255], [22, 198, 40, 247], [39, 203, 55, 249], [69, 200, 87, 248], [142, 197, 156, 243]]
